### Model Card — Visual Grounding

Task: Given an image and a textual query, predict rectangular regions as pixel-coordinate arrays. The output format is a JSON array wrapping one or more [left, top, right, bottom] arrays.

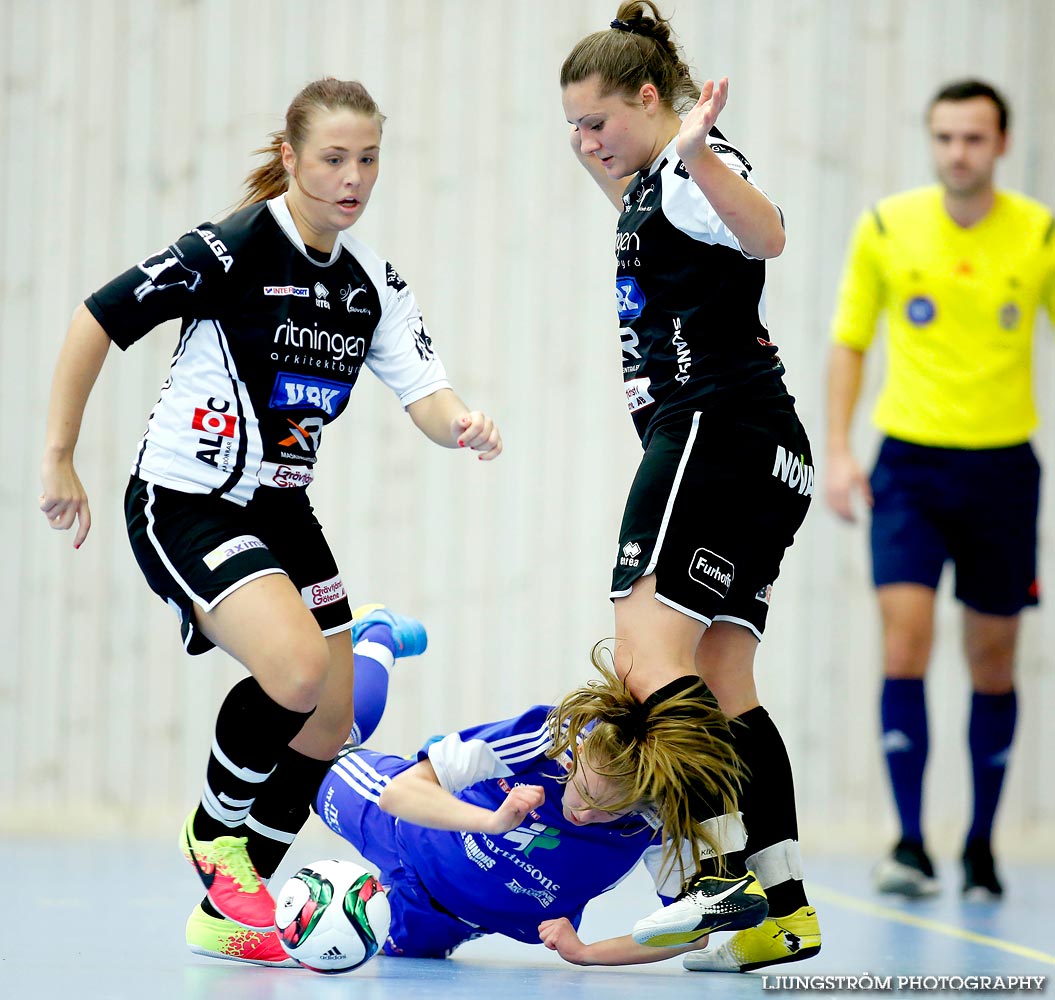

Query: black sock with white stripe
[[193, 677, 315, 843], [731, 706, 808, 916], [243, 746, 337, 881], [200, 747, 338, 921]]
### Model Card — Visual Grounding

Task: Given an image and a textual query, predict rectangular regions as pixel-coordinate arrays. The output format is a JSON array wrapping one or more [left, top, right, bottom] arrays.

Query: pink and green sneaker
[[186, 904, 298, 967], [180, 809, 276, 931]]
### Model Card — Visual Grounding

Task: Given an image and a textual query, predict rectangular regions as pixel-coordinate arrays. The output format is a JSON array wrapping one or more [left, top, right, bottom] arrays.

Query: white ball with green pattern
[[275, 859, 391, 973]]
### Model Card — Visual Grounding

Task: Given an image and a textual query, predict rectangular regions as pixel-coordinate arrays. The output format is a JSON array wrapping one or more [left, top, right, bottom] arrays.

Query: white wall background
[[1, 0, 1052, 856]]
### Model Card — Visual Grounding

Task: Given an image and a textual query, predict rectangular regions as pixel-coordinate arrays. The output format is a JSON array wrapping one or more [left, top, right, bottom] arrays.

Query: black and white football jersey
[[87, 195, 449, 504], [614, 131, 788, 444]]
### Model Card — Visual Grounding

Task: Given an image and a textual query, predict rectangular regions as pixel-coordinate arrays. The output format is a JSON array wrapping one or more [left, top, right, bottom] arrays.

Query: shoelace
[[210, 836, 263, 893]]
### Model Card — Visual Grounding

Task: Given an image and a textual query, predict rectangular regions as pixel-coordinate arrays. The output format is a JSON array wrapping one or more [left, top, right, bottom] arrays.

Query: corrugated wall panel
[[2, 0, 1052, 853]]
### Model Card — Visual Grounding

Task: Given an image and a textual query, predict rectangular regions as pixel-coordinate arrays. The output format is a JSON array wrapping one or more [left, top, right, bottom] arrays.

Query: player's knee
[[967, 635, 1016, 672], [310, 700, 358, 756], [261, 632, 331, 711], [882, 627, 930, 677], [968, 651, 1015, 693]]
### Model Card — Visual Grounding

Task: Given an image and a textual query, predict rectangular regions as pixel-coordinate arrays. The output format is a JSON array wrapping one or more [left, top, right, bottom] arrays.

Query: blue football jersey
[[390, 706, 686, 943]]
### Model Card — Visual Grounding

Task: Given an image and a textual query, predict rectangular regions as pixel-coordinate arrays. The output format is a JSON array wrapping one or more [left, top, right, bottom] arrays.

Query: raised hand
[[676, 77, 729, 163]]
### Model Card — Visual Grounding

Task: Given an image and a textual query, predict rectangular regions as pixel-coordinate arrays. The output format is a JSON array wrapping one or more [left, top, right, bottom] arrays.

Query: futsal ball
[[275, 859, 391, 974]]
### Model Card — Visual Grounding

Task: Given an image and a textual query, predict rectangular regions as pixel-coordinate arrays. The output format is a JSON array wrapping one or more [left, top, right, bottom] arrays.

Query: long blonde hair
[[236, 77, 385, 210], [547, 644, 742, 886]]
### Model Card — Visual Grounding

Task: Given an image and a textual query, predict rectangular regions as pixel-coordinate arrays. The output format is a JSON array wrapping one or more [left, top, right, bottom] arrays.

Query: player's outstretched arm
[[407, 388, 502, 461], [378, 760, 542, 833], [675, 78, 785, 259], [539, 916, 702, 966], [39, 303, 112, 548]]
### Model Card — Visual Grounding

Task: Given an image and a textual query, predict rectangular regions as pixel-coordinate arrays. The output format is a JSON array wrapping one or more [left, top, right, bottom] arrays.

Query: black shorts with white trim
[[611, 405, 812, 637], [124, 476, 353, 654]]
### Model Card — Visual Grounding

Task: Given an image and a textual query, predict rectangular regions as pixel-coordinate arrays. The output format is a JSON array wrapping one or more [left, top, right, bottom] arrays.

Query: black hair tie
[[610, 18, 633, 31]]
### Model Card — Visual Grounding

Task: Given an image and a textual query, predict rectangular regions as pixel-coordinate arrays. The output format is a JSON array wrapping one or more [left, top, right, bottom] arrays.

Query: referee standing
[[825, 80, 1054, 901]]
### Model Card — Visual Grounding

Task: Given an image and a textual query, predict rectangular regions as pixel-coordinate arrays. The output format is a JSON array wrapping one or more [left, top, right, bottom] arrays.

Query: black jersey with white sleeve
[[614, 130, 789, 444], [86, 195, 449, 503]]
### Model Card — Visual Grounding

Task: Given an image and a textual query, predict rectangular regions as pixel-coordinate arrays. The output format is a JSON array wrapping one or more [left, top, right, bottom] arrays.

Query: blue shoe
[[351, 604, 428, 657]]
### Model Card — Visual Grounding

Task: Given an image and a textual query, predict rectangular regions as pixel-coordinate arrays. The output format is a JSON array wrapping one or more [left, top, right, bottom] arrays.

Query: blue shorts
[[869, 438, 1041, 615], [315, 749, 487, 959]]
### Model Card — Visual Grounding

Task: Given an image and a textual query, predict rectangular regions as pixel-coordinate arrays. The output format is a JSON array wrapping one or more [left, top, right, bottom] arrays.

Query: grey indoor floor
[[2, 826, 1051, 999]]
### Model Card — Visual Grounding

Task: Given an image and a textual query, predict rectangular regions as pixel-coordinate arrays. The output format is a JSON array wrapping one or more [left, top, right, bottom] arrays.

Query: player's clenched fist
[[486, 784, 545, 833]]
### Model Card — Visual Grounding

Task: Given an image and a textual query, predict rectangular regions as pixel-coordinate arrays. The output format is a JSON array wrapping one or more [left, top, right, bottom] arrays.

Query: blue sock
[[880, 678, 928, 844], [350, 623, 396, 746], [966, 690, 1017, 844]]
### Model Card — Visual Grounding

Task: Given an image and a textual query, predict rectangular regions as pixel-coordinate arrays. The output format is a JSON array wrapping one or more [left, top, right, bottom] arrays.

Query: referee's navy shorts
[[124, 476, 353, 654], [611, 405, 813, 639], [869, 437, 1041, 615]]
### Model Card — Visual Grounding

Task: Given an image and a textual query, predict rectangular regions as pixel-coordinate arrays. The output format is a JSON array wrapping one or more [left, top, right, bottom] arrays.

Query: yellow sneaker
[[683, 905, 821, 973], [185, 904, 298, 967]]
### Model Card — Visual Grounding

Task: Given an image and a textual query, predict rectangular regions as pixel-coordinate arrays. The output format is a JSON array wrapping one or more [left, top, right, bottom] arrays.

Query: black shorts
[[611, 407, 813, 638], [870, 437, 1041, 615], [124, 477, 353, 655]]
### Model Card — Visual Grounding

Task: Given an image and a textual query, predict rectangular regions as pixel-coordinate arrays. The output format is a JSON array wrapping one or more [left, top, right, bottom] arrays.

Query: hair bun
[[610, 14, 656, 37]]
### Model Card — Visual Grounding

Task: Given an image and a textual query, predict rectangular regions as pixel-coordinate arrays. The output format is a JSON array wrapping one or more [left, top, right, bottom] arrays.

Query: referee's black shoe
[[962, 838, 1003, 901], [631, 870, 768, 947]]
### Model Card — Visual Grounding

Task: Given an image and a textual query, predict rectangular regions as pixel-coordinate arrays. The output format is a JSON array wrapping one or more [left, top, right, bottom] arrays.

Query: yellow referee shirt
[[831, 185, 1055, 448]]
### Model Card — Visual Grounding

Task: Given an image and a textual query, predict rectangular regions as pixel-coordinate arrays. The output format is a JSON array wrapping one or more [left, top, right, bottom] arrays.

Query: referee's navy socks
[[880, 677, 928, 844], [967, 689, 1016, 844]]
